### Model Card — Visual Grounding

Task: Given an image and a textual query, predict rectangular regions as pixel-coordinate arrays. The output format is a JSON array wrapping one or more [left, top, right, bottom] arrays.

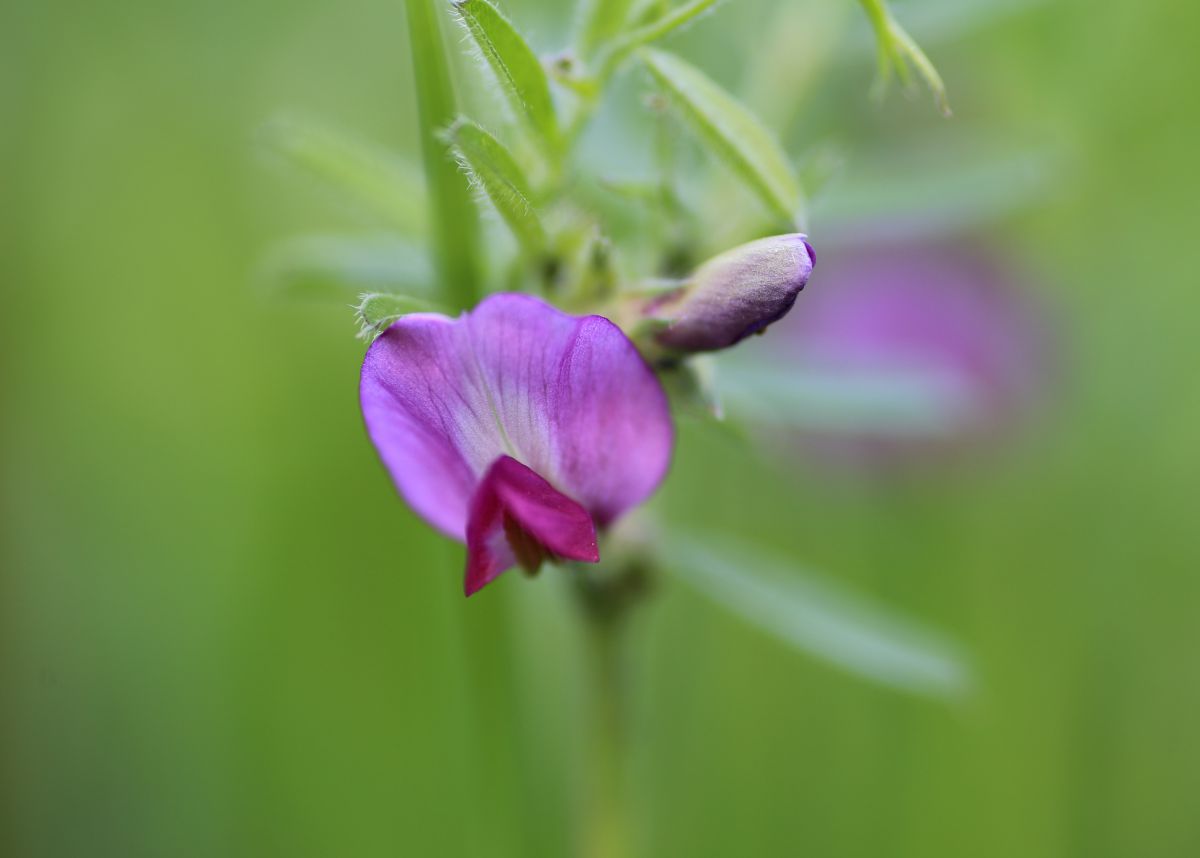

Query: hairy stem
[[405, 0, 483, 310]]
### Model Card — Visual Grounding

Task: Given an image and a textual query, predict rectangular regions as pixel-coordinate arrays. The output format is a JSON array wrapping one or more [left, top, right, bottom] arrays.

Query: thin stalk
[[571, 565, 649, 858], [581, 607, 629, 858], [565, 0, 721, 149], [405, 0, 483, 310]]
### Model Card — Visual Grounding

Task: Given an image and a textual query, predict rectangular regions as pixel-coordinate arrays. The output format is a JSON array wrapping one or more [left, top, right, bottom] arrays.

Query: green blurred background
[[3, 0, 1198, 855]]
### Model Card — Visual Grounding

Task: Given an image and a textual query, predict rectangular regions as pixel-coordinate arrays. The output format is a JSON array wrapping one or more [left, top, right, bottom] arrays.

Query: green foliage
[[260, 117, 427, 235], [445, 118, 547, 254], [262, 0, 954, 333], [663, 534, 973, 700], [260, 234, 432, 301], [453, 0, 561, 158], [406, 0, 484, 310], [640, 47, 803, 227], [859, 0, 950, 115], [716, 361, 972, 436], [817, 144, 1052, 239], [260, 0, 958, 332], [355, 292, 449, 340], [574, 0, 640, 59], [600, 0, 721, 72]]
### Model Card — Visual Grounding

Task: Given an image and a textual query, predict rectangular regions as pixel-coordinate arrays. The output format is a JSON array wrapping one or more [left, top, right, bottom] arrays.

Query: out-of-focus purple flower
[[360, 294, 673, 595], [651, 233, 815, 353], [773, 243, 1051, 466]]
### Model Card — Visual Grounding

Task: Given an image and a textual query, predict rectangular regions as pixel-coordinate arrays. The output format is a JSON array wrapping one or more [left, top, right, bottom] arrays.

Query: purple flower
[[360, 294, 673, 595], [652, 233, 815, 353], [773, 242, 1051, 468]]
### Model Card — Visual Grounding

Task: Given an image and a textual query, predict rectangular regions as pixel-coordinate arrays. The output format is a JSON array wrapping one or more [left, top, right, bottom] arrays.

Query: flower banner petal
[[360, 294, 673, 542]]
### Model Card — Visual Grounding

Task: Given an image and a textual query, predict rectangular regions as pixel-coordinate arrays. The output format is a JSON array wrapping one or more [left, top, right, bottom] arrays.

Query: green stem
[[581, 612, 628, 858], [572, 564, 650, 858], [404, 0, 484, 310]]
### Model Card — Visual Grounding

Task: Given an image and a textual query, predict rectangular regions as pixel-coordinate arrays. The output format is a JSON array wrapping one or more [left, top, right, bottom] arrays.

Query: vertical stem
[[573, 562, 651, 858], [404, 0, 483, 310], [581, 612, 628, 858]]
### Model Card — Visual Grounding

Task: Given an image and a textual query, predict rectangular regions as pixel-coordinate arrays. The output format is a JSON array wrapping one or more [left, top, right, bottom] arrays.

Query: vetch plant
[[262, 0, 972, 854]]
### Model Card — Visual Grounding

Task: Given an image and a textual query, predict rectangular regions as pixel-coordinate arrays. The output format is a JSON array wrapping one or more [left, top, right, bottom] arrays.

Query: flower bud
[[651, 234, 815, 353]]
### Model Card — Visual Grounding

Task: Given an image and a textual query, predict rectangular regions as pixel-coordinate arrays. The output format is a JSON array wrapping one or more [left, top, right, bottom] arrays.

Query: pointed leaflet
[[817, 147, 1050, 240], [641, 48, 802, 226], [454, 0, 560, 156], [261, 117, 426, 234], [663, 533, 973, 700], [715, 361, 974, 437], [858, 0, 950, 115], [355, 292, 448, 341], [446, 118, 546, 253], [601, 0, 720, 72], [260, 234, 431, 301]]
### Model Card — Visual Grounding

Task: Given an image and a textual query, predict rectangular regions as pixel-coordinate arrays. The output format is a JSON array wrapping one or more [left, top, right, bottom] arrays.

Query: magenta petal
[[359, 312, 493, 539], [464, 456, 599, 596], [360, 294, 673, 542]]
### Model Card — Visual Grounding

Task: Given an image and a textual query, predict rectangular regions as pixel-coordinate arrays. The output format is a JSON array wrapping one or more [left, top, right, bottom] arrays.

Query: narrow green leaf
[[861, 0, 1042, 47], [858, 0, 950, 115], [261, 117, 427, 235], [627, 0, 671, 27], [641, 48, 801, 226], [603, 0, 720, 70], [574, 0, 639, 59], [816, 147, 1052, 240], [453, 0, 560, 156], [355, 292, 449, 341], [259, 234, 431, 301], [795, 143, 846, 205], [716, 361, 975, 437], [446, 118, 546, 253], [662, 533, 974, 700], [405, 0, 483, 310]]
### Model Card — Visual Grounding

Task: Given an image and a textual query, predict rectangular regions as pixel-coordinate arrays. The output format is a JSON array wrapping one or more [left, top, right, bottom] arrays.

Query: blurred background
[[3, 0, 1198, 855]]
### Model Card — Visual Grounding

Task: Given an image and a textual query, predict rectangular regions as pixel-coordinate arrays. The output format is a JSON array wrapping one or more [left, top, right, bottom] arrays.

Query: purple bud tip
[[652, 233, 815, 353]]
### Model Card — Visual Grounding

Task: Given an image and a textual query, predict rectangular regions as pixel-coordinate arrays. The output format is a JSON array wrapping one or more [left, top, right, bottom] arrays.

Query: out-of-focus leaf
[[858, 0, 950, 115], [627, 0, 671, 27], [847, 0, 1044, 54], [259, 234, 432, 302], [355, 292, 449, 341], [641, 48, 801, 227], [598, 177, 665, 204], [741, 0, 850, 129], [796, 143, 847, 206], [406, 0, 483, 310], [716, 362, 975, 437], [815, 148, 1054, 243], [602, 0, 720, 71], [454, 0, 560, 156], [446, 118, 546, 253], [662, 354, 725, 421], [661, 533, 974, 700], [261, 117, 426, 234], [574, 0, 639, 58]]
